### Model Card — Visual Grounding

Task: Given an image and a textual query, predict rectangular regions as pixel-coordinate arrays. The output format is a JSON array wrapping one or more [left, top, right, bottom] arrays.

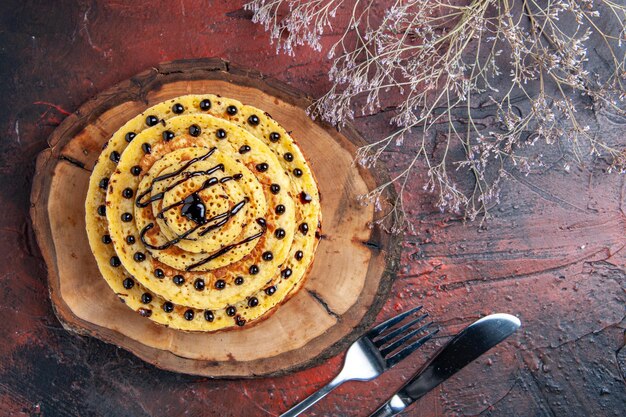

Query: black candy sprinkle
[[281, 268, 292, 278], [163, 302, 174, 313], [239, 145, 251, 154], [293, 168, 303, 177], [274, 228, 286, 239], [97, 205, 106, 216], [134, 252, 146, 262], [299, 223, 309, 235], [299, 191, 313, 204], [270, 184, 280, 194], [110, 256, 121, 267], [99, 178, 109, 189], [142, 143, 152, 154], [216, 129, 227, 139], [265, 286, 276, 296], [154, 269, 164, 278], [249, 265, 259, 275], [275, 204, 286, 215], [284, 152, 294, 162], [236, 316, 246, 327], [215, 279, 226, 290], [234, 276, 244, 285], [172, 103, 184, 114], [184, 309, 195, 321], [102, 234, 112, 244], [189, 124, 201, 137], [131, 166, 142, 176], [226, 306, 236, 316], [110, 151, 120, 163], [248, 297, 259, 307], [262, 251, 273, 261], [173, 275, 185, 286], [226, 105, 238, 115], [126, 235, 136, 244], [256, 163, 269, 172], [162, 130, 175, 141], [269, 132, 280, 142], [122, 188, 133, 198], [125, 132, 136, 143], [194, 278, 205, 291], [204, 310, 214, 321], [122, 277, 134, 289], [248, 115, 260, 125], [141, 293, 152, 304], [295, 250, 304, 261], [121, 213, 133, 222], [138, 308, 152, 317], [200, 99, 211, 111], [146, 115, 159, 126]]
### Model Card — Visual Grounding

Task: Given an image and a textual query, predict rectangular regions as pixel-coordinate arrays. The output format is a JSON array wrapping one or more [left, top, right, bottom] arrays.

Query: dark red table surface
[[1, 1, 625, 416]]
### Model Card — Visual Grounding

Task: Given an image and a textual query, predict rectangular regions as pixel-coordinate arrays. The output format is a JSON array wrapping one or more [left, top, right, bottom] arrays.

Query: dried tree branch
[[246, 0, 626, 231]]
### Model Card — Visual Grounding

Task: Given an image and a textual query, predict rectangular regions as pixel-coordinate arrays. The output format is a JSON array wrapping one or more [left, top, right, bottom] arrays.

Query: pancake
[[85, 95, 321, 331]]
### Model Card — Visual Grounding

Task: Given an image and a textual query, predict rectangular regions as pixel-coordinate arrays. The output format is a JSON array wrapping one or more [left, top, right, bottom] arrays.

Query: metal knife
[[369, 313, 521, 417]]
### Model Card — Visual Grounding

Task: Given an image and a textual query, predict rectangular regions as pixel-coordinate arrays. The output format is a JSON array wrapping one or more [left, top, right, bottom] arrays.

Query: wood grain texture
[[1, 0, 624, 416], [30, 58, 400, 377]]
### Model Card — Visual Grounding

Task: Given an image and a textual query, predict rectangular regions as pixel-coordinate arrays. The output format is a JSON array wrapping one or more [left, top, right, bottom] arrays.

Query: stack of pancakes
[[85, 95, 321, 331]]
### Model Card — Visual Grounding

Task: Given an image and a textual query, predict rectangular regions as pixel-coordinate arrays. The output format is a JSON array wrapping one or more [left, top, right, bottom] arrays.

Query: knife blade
[[369, 313, 521, 417]]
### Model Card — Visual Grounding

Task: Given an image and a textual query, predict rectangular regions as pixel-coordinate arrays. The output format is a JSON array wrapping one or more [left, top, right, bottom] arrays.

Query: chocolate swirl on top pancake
[[135, 147, 219, 208]]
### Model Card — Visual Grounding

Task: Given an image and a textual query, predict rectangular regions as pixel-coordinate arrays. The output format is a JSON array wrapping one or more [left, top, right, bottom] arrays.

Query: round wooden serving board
[[30, 58, 400, 378]]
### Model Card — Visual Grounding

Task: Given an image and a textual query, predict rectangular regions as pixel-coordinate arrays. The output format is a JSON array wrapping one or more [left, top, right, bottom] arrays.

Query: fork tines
[[367, 306, 439, 367]]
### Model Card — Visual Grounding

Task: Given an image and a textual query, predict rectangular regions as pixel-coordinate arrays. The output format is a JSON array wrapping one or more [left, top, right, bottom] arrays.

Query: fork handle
[[280, 374, 345, 417]]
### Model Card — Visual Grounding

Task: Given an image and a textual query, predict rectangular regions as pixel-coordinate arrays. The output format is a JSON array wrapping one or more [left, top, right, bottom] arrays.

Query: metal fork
[[280, 306, 438, 417]]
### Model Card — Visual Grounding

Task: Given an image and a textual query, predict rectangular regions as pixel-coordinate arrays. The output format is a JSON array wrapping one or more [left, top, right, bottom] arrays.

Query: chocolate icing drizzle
[[155, 175, 235, 220], [135, 147, 218, 208], [134, 147, 265, 267], [139, 200, 248, 250], [184, 218, 267, 271], [197, 198, 246, 236]]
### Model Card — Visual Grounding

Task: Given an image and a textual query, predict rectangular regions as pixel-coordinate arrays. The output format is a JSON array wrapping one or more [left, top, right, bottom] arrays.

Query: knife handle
[[368, 394, 408, 417]]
